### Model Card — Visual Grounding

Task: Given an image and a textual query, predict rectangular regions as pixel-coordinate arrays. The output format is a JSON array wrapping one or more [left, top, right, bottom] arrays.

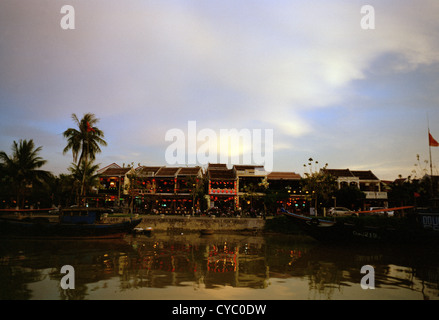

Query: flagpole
[[428, 113, 434, 177], [427, 113, 433, 198], [429, 130, 434, 178], [427, 113, 437, 198]]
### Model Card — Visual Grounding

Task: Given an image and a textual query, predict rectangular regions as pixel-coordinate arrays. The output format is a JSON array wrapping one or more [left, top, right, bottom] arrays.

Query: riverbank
[[0, 212, 302, 234], [102, 214, 306, 235], [3, 212, 408, 236], [104, 215, 268, 233]]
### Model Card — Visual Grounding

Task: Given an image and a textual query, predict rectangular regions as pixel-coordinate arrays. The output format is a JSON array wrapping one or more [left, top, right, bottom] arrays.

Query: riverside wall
[[104, 215, 266, 232]]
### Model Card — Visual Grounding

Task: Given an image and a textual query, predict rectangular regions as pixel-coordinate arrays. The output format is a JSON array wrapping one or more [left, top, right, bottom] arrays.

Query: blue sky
[[1, 0, 439, 180]]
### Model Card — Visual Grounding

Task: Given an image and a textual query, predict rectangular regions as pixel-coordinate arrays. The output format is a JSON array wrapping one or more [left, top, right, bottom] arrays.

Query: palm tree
[[47, 173, 76, 208], [68, 161, 101, 205], [0, 139, 52, 208], [63, 113, 107, 201]]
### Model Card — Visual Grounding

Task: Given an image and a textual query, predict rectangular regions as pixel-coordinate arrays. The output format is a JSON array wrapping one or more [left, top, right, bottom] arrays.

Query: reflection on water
[[0, 233, 438, 300]]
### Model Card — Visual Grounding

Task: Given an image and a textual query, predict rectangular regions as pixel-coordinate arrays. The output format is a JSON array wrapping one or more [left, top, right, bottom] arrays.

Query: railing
[[210, 188, 237, 195], [363, 191, 388, 199]]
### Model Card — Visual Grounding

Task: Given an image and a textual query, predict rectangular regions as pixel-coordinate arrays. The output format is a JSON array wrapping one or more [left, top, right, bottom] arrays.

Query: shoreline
[[108, 215, 268, 233]]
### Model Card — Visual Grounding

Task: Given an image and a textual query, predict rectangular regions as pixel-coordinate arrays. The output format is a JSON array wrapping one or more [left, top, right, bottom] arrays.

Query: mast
[[427, 113, 433, 197], [427, 113, 438, 197], [429, 129, 434, 177]]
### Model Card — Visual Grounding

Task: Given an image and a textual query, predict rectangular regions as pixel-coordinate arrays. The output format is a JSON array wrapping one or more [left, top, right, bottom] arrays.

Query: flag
[[429, 131, 439, 147], [87, 122, 95, 132]]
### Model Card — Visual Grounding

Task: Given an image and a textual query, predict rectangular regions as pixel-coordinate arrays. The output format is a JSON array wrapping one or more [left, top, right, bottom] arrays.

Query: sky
[[1, 0, 439, 180]]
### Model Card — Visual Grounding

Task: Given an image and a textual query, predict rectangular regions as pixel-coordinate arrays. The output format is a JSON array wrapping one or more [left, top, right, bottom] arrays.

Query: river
[[0, 232, 438, 300]]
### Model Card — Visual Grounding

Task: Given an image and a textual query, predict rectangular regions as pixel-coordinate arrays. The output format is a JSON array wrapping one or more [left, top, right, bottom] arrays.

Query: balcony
[[363, 191, 387, 199], [210, 188, 237, 195]]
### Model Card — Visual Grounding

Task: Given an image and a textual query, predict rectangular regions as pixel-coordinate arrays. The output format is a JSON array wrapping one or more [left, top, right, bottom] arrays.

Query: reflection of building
[[204, 240, 269, 289], [323, 168, 388, 207], [128, 237, 271, 290]]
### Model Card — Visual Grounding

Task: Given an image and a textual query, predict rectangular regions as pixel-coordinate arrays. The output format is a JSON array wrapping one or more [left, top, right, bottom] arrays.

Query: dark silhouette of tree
[[63, 113, 106, 202], [302, 158, 337, 215], [0, 139, 51, 208]]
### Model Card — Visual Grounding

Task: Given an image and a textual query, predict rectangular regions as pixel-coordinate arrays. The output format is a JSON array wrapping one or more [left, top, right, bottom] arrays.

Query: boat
[[132, 226, 153, 236], [0, 207, 142, 239], [281, 207, 439, 244], [200, 229, 214, 236]]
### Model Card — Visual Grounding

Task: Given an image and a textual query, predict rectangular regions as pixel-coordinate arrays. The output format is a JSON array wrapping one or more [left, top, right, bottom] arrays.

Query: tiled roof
[[208, 163, 228, 170], [99, 167, 132, 176], [234, 165, 264, 171], [136, 166, 163, 176], [178, 167, 202, 176], [323, 169, 355, 178], [267, 172, 301, 180], [208, 169, 236, 180], [351, 170, 379, 180], [392, 178, 406, 185], [324, 168, 380, 181], [155, 167, 181, 176], [97, 163, 121, 174]]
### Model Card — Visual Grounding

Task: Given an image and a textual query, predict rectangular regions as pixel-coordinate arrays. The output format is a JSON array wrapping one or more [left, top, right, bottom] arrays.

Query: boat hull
[[282, 209, 439, 244], [0, 218, 142, 239], [200, 229, 214, 236]]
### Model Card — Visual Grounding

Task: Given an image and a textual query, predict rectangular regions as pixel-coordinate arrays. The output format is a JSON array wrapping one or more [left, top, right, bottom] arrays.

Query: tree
[[63, 113, 107, 202], [186, 174, 207, 215], [0, 139, 51, 208], [333, 185, 365, 210], [302, 158, 337, 215], [241, 178, 269, 215], [67, 161, 101, 205], [47, 173, 76, 208]]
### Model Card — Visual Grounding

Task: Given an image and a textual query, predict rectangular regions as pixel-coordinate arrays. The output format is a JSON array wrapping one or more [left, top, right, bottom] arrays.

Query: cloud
[[1, 1, 439, 179]]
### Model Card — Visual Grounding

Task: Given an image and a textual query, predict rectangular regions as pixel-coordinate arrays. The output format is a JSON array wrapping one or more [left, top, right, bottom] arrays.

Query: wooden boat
[[281, 207, 439, 244], [0, 207, 142, 239], [200, 229, 214, 236], [132, 227, 153, 236]]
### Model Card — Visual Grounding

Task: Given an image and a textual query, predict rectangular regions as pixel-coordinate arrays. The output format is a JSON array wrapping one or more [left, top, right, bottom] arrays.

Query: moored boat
[[200, 229, 214, 236], [132, 227, 153, 236], [281, 207, 439, 244], [0, 207, 142, 239]]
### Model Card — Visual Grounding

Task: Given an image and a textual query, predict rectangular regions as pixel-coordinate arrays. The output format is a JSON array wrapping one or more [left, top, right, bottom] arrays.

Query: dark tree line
[[0, 113, 106, 209]]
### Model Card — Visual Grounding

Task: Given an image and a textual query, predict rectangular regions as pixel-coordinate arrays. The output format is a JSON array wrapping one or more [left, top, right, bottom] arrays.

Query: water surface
[[1, 232, 438, 300]]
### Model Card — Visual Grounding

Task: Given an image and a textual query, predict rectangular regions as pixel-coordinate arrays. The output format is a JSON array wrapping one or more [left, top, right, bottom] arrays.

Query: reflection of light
[[119, 255, 128, 275], [288, 250, 303, 266]]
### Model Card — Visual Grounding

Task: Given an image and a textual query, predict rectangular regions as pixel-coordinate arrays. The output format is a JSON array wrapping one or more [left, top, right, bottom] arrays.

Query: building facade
[[98, 163, 304, 215], [323, 168, 388, 208], [97, 164, 388, 214]]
